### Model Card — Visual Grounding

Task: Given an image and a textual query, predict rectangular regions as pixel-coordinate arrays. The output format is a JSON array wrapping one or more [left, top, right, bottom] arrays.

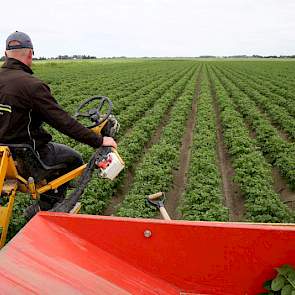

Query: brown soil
[[103, 169, 134, 216], [213, 97, 246, 221], [212, 67, 294, 215], [273, 126, 293, 143], [253, 108, 293, 143], [164, 69, 203, 220], [209, 68, 246, 221], [272, 168, 295, 210], [232, 100, 295, 212], [123, 126, 133, 138], [242, 120, 295, 211]]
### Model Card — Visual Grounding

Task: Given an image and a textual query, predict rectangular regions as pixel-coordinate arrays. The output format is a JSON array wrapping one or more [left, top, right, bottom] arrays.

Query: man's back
[[0, 57, 104, 149], [0, 58, 52, 147]]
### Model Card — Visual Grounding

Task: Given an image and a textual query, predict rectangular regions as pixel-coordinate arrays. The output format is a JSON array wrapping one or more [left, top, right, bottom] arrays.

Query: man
[[0, 31, 117, 216]]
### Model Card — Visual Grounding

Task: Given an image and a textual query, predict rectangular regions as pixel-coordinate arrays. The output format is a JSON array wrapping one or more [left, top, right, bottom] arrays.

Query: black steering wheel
[[74, 96, 113, 128]]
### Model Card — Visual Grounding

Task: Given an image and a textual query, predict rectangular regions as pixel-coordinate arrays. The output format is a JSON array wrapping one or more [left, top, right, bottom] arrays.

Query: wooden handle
[[148, 192, 164, 200], [159, 206, 171, 220]]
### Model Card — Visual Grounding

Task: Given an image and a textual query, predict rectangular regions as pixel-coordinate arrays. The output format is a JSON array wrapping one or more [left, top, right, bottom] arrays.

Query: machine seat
[[0, 143, 66, 182]]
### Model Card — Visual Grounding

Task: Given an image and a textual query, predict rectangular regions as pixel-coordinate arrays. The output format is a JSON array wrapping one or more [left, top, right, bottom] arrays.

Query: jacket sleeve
[[31, 82, 103, 148]]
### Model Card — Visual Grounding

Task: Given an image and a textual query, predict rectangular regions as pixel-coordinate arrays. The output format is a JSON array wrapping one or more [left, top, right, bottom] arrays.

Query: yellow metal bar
[[0, 147, 9, 153], [0, 189, 16, 248], [37, 164, 87, 194], [0, 149, 9, 193], [16, 174, 28, 185], [0, 147, 19, 248], [91, 120, 107, 135], [0, 147, 19, 179], [28, 177, 38, 199]]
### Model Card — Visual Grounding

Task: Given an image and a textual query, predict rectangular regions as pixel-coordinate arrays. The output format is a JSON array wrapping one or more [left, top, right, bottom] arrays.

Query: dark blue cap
[[6, 31, 33, 50]]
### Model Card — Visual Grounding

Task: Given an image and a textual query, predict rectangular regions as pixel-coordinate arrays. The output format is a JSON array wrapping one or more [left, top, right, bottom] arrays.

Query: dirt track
[[272, 168, 295, 210], [212, 92, 246, 221]]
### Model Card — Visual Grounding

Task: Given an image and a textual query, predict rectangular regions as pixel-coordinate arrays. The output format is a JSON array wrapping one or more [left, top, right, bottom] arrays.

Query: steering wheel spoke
[[75, 112, 90, 118]]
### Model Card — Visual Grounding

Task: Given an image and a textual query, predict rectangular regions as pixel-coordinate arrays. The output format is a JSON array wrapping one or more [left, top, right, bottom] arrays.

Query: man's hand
[[102, 136, 117, 149]]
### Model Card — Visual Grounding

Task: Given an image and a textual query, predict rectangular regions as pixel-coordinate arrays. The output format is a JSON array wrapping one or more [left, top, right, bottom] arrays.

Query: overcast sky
[[1, 0, 294, 57]]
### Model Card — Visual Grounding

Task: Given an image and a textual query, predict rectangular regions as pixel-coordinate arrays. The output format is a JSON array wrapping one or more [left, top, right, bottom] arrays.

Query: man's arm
[[32, 82, 104, 148]]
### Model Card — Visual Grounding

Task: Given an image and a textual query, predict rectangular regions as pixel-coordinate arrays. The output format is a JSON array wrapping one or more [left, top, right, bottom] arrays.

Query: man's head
[[5, 31, 34, 68]]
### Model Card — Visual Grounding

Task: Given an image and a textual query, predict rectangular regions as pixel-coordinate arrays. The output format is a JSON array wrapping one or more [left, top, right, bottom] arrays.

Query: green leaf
[[287, 271, 295, 288], [276, 265, 295, 289], [271, 274, 287, 291], [281, 284, 294, 295], [277, 265, 294, 277]]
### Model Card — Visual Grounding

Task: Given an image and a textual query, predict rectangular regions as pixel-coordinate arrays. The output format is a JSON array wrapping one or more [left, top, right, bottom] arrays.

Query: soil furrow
[[216, 67, 294, 143], [208, 66, 246, 221], [164, 68, 203, 220], [211, 65, 295, 213], [272, 168, 295, 211]]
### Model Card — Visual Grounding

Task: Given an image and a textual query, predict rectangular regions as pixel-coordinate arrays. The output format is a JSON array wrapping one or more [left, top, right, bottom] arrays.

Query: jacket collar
[[1, 58, 33, 74]]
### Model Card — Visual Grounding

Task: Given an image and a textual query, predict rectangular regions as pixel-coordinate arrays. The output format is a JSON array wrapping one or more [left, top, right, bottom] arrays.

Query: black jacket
[[0, 58, 102, 149]]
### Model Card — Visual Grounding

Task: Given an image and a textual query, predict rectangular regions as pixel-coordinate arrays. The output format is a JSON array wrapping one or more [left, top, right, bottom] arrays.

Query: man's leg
[[38, 142, 83, 172], [37, 142, 83, 210]]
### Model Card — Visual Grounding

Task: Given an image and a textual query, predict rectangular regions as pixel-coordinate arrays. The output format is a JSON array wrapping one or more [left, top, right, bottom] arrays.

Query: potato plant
[[209, 67, 294, 223], [212, 66, 295, 190], [180, 70, 229, 221]]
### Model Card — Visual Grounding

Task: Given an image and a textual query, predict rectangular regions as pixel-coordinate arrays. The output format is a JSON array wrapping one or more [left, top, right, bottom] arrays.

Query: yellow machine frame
[[0, 122, 107, 248]]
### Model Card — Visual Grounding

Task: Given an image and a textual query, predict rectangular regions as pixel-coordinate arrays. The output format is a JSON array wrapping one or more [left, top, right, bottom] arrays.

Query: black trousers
[[37, 142, 83, 209], [38, 142, 83, 173]]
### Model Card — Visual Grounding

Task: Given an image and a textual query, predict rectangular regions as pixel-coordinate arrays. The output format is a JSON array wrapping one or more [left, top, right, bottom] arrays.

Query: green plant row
[[45, 61, 192, 126], [212, 66, 295, 190], [180, 70, 229, 221], [112, 70, 176, 114], [112, 63, 194, 115], [217, 65, 295, 118], [217, 61, 295, 94], [37, 60, 191, 109], [115, 68, 199, 218], [40, 61, 165, 111], [216, 66, 295, 140], [51, 64, 194, 159], [79, 65, 200, 214], [116, 66, 195, 136], [208, 66, 294, 223]]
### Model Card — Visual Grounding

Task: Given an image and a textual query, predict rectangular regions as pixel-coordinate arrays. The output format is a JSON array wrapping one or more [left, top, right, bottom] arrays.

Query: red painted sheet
[[0, 213, 294, 294]]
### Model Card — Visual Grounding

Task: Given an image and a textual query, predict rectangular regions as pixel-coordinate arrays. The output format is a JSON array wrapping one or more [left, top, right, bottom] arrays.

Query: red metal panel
[[0, 213, 294, 294]]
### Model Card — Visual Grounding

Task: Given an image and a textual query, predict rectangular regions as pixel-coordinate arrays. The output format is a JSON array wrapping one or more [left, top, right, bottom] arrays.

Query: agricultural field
[[7, 59, 295, 238]]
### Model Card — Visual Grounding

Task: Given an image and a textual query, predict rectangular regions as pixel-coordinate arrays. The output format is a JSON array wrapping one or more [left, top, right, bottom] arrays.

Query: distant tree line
[[0, 54, 97, 61], [1, 54, 295, 61], [35, 54, 97, 60], [199, 55, 295, 59]]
